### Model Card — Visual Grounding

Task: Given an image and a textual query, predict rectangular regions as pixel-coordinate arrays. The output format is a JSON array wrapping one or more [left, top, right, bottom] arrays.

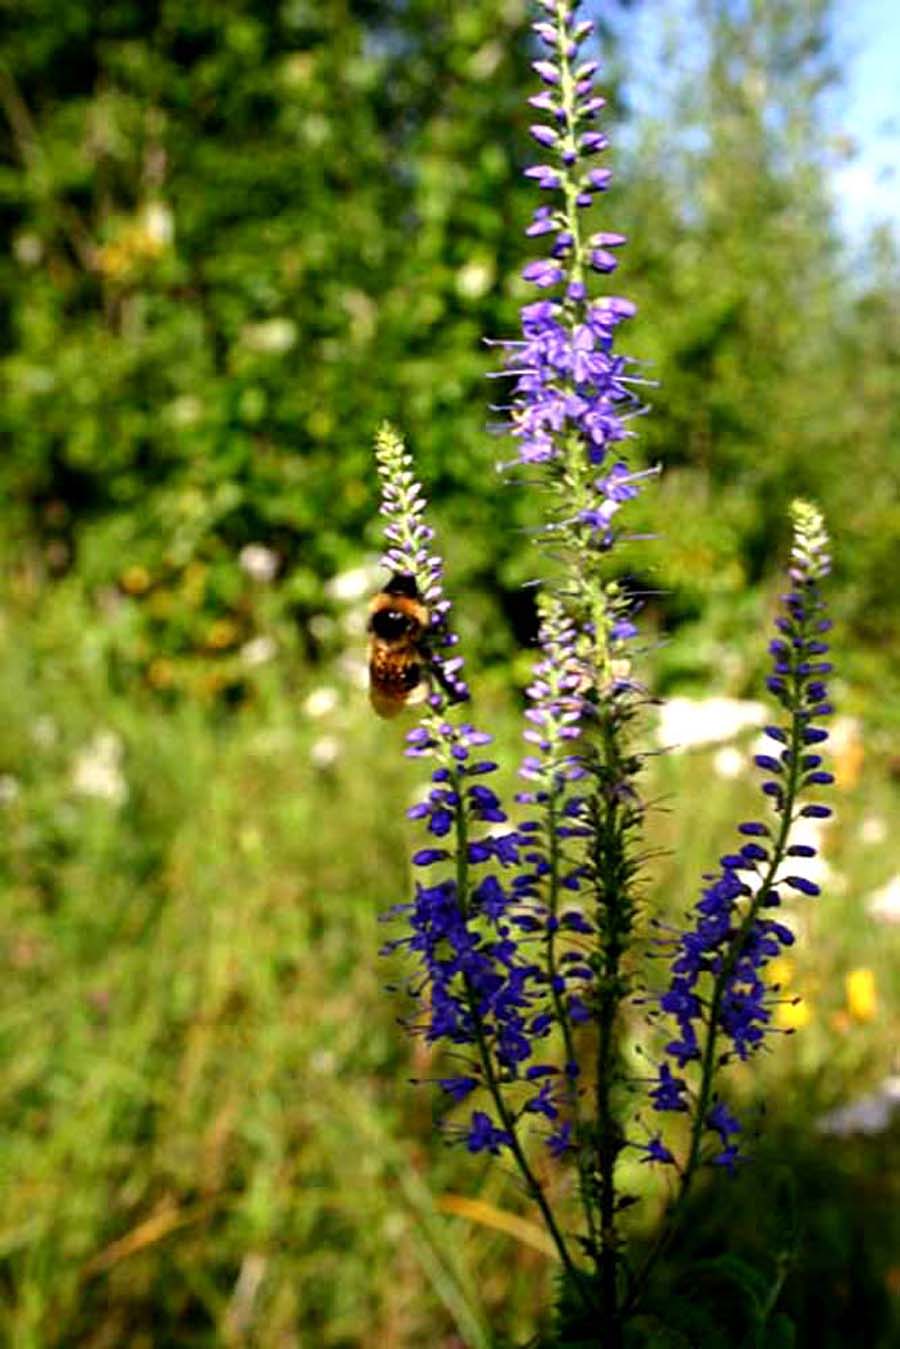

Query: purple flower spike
[[656, 501, 834, 1158], [489, 0, 650, 567]]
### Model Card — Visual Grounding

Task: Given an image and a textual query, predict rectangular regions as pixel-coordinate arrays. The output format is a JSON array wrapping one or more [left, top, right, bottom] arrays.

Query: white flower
[[712, 746, 746, 780], [303, 686, 339, 719], [167, 395, 203, 427], [142, 201, 174, 248], [239, 544, 279, 583], [830, 715, 861, 756], [817, 1077, 900, 1137], [240, 635, 277, 668], [71, 731, 128, 806], [656, 696, 767, 751], [860, 816, 887, 846], [31, 715, 58, 748], [310, 735, 340, 768], [0, 774, 21, 806], [13, 233, 43, 266], [241, 318, 297, 354], [867, 874, 900, 925], [455, 258, 495, 299], [325, 562, 382, 604]]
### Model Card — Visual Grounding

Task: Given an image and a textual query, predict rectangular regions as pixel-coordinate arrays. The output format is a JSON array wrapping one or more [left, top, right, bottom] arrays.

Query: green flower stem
[[589, 709, 638, 1346], [545, 786, 601, 1263]]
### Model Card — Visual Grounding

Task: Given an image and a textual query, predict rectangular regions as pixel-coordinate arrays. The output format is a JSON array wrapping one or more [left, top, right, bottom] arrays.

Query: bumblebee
[[368, 573, 432, 718]]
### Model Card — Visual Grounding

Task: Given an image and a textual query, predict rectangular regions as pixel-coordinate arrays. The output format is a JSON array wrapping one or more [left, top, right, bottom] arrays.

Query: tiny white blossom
[[308, 614, 336, 644], [656, 697, 767, 751], [712, 746, 745, 780], [817, 1077, 900, 1137], [867, 874, 900, 925], [303, 686, 339, 719], [240, 635, 277, 668], [241, 317, 297, 353], [860, 816, 887, 846], [14, 233, 43, 266], [239, 544, 279, 583], [143, 200, 174, 248], [31, 716, 59, 748], [456, 258, 495, 299], [310, 735, 341, 768], [71, 731, 128, 806], [325, 561, 381, 604]]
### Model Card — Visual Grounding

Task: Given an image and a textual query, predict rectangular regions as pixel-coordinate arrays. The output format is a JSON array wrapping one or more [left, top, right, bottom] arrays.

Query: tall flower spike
[[376, 428, 573, 1175], [491, 0, 652, 571], [375, 424, 587, 1283], [374, 423, 469, 707], [651, 501, 834, 1168]]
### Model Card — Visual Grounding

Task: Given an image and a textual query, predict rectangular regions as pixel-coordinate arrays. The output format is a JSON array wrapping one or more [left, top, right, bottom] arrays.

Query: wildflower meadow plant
[[375, 2, 835, 1343]]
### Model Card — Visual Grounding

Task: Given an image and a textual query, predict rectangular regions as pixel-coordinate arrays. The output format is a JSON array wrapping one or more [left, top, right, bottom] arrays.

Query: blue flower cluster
[[652, 501, 834, 1166], [397, 715, 572, 1155], [377, 436, 585, 1156]]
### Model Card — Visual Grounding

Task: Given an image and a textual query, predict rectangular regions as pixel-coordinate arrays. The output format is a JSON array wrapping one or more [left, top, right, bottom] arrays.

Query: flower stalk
[[374, 0, 837, 1338]]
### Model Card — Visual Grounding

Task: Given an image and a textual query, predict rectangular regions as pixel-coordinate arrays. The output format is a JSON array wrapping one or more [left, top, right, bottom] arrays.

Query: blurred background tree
[[3, 0, 895, 712]]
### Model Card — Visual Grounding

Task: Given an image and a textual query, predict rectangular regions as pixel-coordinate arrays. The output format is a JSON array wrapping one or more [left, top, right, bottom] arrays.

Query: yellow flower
[[767, 955, 795, 990], [774, 997, 811, 1031], [121, 564, 151, 595], [205, 618, 239, 650], [195, 670, 227, 700], [147, 589, 175, 620], [181, 561, 208, 608], [845, 967, 877, 1022], [146, 658, 175, 690]]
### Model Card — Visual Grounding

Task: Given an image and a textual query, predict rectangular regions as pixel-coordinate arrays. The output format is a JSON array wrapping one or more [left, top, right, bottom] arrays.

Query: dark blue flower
[[639, 1136, 676, 1166], [656, 501, 833, 1152], [466, 1110, 513, 1155], [440, 1076, 479, 1102]]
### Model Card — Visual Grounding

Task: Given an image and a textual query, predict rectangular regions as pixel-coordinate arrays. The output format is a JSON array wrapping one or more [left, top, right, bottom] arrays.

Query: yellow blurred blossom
[[181, 561, 208, 608], [195, 671, 227, 700], [767, 955, 795, 990], [121, 564, 151, 595], [147, 658, 175, 690], [832, 716, 863, 791], [147, 589, 175, 620], [845, 967, 877, 1022], [774, 997, 811, 1031], [96, 203, 174, 281], [205, 618, 239, 650]]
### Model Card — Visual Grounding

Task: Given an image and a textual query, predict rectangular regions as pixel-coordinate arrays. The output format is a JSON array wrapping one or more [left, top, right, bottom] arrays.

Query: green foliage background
[[0, 0, 898, 1344]]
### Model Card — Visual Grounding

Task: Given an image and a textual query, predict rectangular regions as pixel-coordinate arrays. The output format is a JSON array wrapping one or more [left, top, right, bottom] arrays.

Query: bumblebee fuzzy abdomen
[[368, 646, 425, 717]]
